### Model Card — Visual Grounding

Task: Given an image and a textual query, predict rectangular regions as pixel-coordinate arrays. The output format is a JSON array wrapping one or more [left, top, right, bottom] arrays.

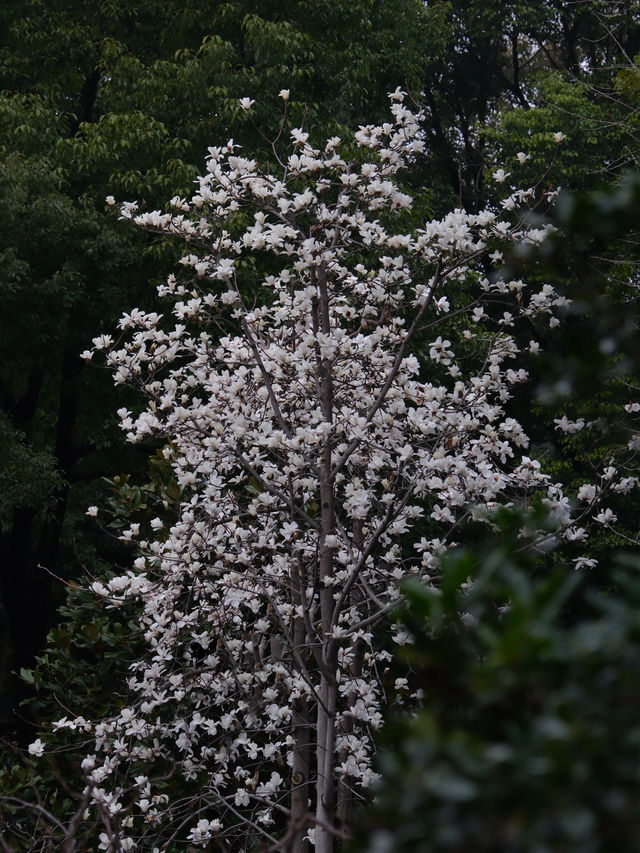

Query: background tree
[[418, 0, 640, 211]]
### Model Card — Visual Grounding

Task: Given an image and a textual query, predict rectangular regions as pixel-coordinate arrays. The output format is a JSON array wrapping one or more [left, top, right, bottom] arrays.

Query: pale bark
[[315, 673, 338, 853], [289, 552, 311, 852], [313, 263, 340, 853]]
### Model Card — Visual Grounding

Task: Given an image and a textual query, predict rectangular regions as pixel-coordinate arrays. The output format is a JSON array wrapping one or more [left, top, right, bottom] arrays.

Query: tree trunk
[[335, 639, 364, 831], [315, 673, 337, 853], [336, 518, 365, 833], [289, 697, 311, 852], [289, 555, 311, 852], [313, 262, 338, 853]]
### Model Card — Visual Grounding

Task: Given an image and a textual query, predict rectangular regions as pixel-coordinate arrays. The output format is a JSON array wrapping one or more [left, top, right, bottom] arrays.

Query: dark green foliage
[[0, 585, 144, 851], [418, 0, 640, 210], [351, 508, 640, 852], [0, 450, 180, 850], [493, 174, 640, 593], [0, 413, 62, 530]]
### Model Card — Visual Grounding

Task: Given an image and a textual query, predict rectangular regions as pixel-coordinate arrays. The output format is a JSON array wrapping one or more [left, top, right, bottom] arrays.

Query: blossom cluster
[[38, 91, 628, 851]]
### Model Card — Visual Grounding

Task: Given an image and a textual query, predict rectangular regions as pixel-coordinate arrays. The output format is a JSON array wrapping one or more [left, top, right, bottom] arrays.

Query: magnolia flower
[[516, 152, 530, 164], [472, 306, 486, 322], [239, 97, 255, 111], [278, 89, 290, 101], [564, 526, 587, 542], [187, 818, 221, 844], [235, 789, 250, 807], [577, 484, 597, 501], [105, 195, 116, 206], [595, 508, 617, 525], [86, 506, 99, 517], [573, 557, 597, 570], [28, 738, 45, 757], [492, 168, 510, 183], [553, 416, 585, 434], [553, 131, 566, 143]]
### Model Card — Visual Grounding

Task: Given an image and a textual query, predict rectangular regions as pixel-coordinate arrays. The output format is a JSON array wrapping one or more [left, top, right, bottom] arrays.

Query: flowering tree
[[37, 91, 617, 852]]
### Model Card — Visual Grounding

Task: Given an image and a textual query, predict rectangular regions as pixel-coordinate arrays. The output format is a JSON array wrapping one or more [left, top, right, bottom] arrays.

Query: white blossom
[[573, 557, 597, 570], [553, 416, 585, 434], [595, 508, 617, 525], [28, 738, 45, 757]]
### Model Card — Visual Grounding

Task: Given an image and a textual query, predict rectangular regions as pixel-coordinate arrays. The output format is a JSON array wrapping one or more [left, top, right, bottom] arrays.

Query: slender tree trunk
[[313, 264, 338, 853], [315, 673, 337, 853], [289, 556, 311, 851], [336, 518, 364, 832], [289, 697, 311, 852], [335, 639, 363, 832]]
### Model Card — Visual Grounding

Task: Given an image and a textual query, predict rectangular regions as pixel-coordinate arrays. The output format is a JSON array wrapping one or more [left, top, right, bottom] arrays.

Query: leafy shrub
[[352, 507, 640, 853]]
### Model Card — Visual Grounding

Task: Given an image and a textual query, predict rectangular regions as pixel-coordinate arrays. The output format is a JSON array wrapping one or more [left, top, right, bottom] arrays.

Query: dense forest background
[[3, 1, 640, 850]]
